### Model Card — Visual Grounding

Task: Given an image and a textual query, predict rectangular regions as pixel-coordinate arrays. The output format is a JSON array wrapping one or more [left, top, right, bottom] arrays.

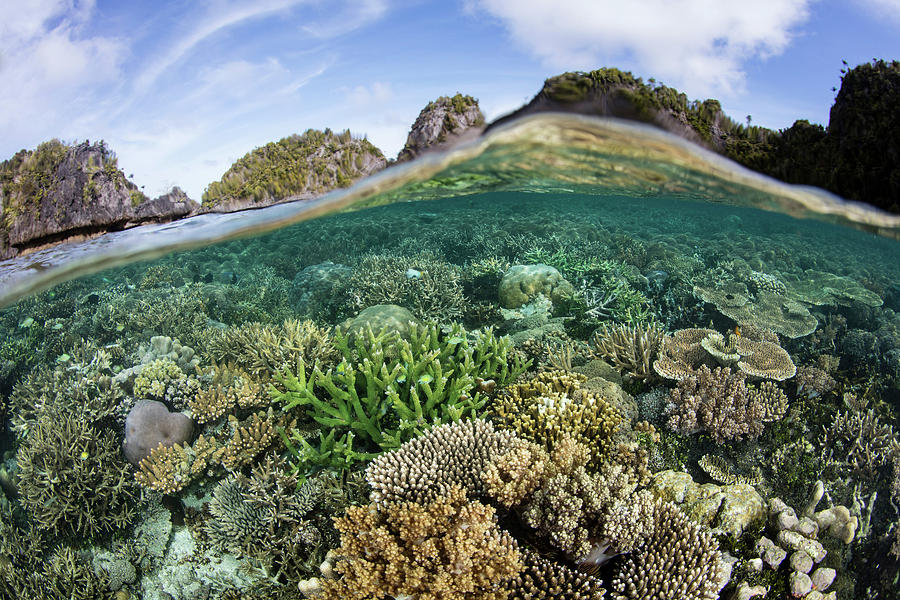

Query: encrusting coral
[[319, 485, 522, 600], [667, 365, 788, 443]]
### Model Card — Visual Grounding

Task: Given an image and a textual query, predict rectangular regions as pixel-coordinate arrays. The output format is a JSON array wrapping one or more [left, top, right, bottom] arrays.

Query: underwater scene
[[1, 116, 899, 600]]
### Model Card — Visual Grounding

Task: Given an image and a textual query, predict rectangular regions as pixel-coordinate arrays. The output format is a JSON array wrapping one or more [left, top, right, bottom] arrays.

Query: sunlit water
[[1, 115, 898, 599]]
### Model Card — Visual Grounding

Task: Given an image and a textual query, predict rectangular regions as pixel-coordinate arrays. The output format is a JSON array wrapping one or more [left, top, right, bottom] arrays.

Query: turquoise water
[[1, 116, 899, 599]]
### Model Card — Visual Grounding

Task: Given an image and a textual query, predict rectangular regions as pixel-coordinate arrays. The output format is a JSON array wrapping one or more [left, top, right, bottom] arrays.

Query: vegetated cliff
[[201, 128, 386, 211], [488, 62, 900, 214], [396, 93, 485, 163], [0, 140, 194, 260]]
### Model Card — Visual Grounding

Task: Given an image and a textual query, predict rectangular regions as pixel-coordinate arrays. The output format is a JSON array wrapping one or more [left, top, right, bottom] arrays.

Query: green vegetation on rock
[[202, 128, 385, 208]]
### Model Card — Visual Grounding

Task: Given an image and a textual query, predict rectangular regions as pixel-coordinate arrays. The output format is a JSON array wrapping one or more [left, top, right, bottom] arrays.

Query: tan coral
[[320, 486, 522, 600], [652, 328, 717, 380], [655, 328, 795, 381], [735, 337, 796, 381], [220, 409, 290, 471], [482, 439, 551, 507], [591, 323, 665, 382], [135, 443, 193, 494]]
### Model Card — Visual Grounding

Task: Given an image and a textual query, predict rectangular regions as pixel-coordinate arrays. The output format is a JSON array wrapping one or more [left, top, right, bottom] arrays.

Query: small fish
[[19, 317, 35, 328], [79, 451, 90, 461], [417, 374, 434, 386], [405, 268, 422, 280], [335, 362, 349, 375], [396, 375, 407, 384], [56, 353, 71, 363], [446, 336, 464, 345], [51, 322, 64, 330], [116, 323, 125, 332]]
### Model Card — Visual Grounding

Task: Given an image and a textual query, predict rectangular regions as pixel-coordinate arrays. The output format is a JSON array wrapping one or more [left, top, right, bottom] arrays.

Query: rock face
[[0, 140, 195, 260], [201, 128, 386, 211], [396, 94, 485, 163]]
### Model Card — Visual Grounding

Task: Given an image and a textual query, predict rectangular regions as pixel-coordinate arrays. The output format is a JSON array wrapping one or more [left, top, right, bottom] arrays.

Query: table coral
[[320, 486, 522, 600]]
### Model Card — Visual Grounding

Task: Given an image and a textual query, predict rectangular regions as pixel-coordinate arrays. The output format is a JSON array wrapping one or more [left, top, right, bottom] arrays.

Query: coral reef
[[319, 486, 522, 600], [505, 548, 606, 599], [820, 392, 900, 478], [693, 282, 818, 339]]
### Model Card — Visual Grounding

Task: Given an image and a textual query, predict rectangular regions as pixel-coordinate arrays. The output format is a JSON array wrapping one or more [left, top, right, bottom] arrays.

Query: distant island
[[0, 62, 897, 258]]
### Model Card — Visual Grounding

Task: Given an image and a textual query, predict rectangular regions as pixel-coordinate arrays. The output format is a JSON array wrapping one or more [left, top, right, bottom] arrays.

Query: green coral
[[272, 322, 529, 476]]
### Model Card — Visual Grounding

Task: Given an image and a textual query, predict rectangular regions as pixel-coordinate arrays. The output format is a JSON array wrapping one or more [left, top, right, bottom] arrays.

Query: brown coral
[[667, 365, 787, 443], [505, 548, 606, 599], [320, 486, 522, 600], [220, 409, 288, 471]]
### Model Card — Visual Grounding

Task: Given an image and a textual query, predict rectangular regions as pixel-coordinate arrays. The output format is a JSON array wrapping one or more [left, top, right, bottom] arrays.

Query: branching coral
[[609, 499, 726, 600], [491, 370, 622, 466], [273, 322, 528, 474], [666, 365, 788, 443], [591, 323, 665, 381], [203, 318, 338, 377], [320, 486, 522, 600], [820, 392, 900, 477], [505, 549, 606, 599], [16, 414, 136, 538], [366, 418, 519, 504]]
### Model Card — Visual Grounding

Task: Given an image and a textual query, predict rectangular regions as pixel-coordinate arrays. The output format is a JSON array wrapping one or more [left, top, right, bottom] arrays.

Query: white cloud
[[300, 0, 388, 38], [467, 0, 813, 96], [860, 0, 900, 22], [346, 81, 395, 106], [0, 1, 125, 143]]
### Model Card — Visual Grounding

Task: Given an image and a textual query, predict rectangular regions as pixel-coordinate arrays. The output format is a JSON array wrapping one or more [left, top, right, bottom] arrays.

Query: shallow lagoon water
[[1, 115, 899, 599]]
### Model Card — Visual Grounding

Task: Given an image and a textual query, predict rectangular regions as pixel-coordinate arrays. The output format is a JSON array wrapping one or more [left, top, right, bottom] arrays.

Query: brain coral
[[499, 264, 575, 309], [123, 399, 193, 465]]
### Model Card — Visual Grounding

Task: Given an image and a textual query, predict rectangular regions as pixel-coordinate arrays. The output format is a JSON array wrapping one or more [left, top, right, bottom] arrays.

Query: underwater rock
[[123, 399, 193, 465], [499, 264, 575, 309], [342, 304, 419, 341]]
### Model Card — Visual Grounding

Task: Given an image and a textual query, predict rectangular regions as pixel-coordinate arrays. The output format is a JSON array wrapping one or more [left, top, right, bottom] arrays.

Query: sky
[[1, 0, 898, 201]]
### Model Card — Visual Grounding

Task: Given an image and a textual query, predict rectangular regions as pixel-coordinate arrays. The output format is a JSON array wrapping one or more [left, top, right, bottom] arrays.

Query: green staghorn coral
[[271, 322, 529, 476]]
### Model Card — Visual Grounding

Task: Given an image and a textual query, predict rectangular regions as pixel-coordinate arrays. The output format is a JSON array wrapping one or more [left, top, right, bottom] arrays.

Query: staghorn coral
[[366, 418, 519, 504], [341, 251, 468, 322], [591, 322, 665, 382], [203, 318, 338, 377], [505, 548, 606, 599], [820, 392, 900, 477], [666, 365, 788, 443], [609, 499, 727, 600], [320, 486, 522, 600], [491, 370, 622, 466], [17, 413, 136, 538], [274, 322, 528, 474]]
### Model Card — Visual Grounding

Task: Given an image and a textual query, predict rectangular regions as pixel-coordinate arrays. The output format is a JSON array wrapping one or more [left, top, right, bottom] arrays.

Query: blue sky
[[1, 0, 898, 200]]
